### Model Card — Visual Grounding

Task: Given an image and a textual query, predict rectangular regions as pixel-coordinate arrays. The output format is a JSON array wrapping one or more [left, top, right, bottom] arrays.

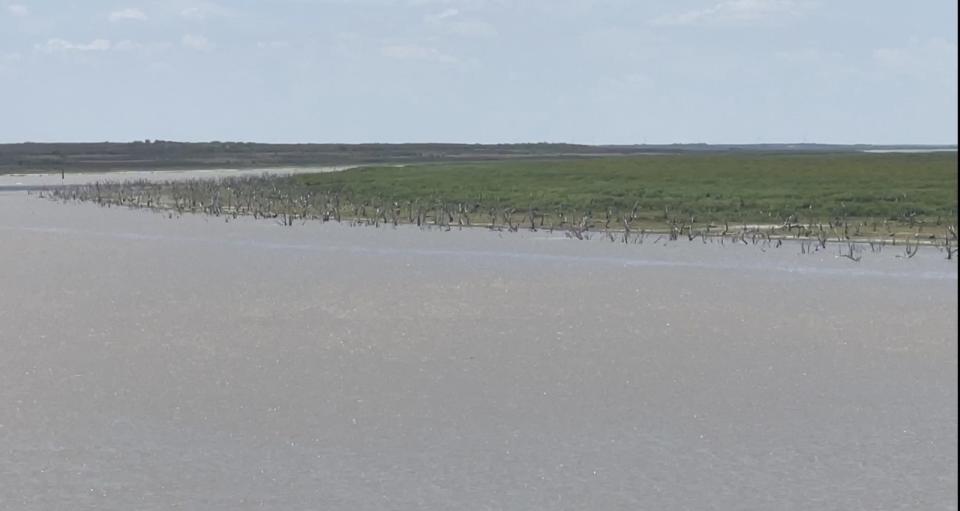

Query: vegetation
[[3, 141, 954, 173], [47, 153, 957, 253], [292, 152, 957, 228]]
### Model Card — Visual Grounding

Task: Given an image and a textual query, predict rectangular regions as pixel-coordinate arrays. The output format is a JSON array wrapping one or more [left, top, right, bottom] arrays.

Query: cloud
[[380, 44, 458, 63], [181, 34, 213, 51], [32, 38, 172, 58], [180, 3, 230, 21], [36, 39, 113, 53], [425, 8, 498, 37], [653, 0, 810, 26], [428, 8, 460, 20], [7, 4, 28, 16], [109, 8, 148, 22], [34, 38, 173, 56]]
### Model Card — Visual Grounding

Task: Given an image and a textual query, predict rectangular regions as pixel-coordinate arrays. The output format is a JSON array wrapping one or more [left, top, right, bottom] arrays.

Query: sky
[[0, 0, 957, 144]]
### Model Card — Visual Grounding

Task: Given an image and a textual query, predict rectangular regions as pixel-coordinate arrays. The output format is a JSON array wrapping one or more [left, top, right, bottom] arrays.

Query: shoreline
[[31, 190, 959, 256]]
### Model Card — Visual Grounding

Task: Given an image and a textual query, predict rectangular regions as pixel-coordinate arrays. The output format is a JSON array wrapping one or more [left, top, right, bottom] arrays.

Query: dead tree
[[839, 242, 862, 262]]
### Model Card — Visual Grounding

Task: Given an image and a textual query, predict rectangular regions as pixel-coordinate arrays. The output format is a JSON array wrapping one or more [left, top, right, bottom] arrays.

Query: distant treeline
[[2, 141, 955, 173]]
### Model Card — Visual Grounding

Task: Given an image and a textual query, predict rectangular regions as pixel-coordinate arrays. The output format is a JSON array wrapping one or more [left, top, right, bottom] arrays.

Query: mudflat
[[1, 193, 956, 510]]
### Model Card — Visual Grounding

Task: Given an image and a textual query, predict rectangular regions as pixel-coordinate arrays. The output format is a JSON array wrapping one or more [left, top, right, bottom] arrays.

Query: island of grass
[[51, 151, 958, 243], [291, 152, 957, 230]]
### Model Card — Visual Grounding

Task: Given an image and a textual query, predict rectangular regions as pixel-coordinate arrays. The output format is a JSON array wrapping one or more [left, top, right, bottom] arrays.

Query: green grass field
[[293, 152, 957, 228]]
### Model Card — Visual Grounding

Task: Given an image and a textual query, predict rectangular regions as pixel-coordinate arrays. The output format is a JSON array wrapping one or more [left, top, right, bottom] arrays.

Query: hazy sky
[[1, 0, 956, 144]]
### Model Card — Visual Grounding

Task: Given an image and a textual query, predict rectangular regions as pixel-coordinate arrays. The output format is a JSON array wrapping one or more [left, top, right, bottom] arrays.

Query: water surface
[[0, 194, 956, 510], [0, 165, 351, 191]]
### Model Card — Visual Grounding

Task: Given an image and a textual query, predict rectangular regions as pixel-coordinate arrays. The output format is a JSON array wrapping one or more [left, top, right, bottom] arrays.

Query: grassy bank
[[293, 153, 957, 227]]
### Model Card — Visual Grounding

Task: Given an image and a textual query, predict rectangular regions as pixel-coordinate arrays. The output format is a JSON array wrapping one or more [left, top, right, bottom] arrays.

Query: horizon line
[[1, 140, 957, 147]]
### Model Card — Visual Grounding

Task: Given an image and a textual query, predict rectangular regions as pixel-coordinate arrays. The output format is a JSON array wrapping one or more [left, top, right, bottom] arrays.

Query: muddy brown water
[[0, 192, 956, 510]]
